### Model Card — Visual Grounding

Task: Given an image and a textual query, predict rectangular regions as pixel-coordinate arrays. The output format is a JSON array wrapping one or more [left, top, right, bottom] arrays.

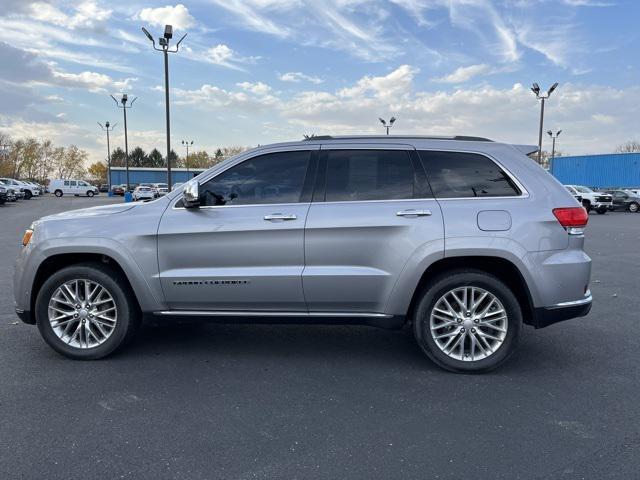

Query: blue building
[[551, 152, 640, 188], [109, 167, 206, 187]]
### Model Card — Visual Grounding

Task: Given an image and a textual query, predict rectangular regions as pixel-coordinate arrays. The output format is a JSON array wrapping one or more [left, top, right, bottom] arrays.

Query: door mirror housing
[[182, 180, 200, 208]]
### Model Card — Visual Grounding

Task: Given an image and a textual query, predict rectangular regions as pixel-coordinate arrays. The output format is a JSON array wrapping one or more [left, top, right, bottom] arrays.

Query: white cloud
[[29, 1, 112, 29], [50, 70, 136, 93], [338, 65, 418, 99], [137, 4, 195, 30], [434, 64, 490, 83], [279, 72, 323, 84], [236, 81, 272, 95]]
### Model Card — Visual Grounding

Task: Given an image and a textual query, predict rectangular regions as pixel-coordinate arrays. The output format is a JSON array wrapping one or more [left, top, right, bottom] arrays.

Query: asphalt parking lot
[[1, 196, 639, 479]]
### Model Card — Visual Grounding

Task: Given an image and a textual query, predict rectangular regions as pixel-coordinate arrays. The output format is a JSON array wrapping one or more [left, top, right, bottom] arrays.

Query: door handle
[[264, 213, 297, 221], [396, 209, 432, 217]]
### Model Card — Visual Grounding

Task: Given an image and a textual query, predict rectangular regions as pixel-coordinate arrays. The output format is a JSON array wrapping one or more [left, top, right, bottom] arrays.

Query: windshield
[[574, 186, 593, 194]]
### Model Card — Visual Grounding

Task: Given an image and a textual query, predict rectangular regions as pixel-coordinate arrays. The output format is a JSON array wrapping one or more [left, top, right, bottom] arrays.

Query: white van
[[50, 179, 99, 197]]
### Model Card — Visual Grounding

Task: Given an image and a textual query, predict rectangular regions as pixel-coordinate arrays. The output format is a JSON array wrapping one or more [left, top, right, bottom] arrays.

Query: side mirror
[[182, 179, 200, 208]]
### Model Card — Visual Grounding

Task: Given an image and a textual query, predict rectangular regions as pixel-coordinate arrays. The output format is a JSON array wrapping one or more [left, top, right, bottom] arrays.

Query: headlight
[[22, 228, 34, 247]]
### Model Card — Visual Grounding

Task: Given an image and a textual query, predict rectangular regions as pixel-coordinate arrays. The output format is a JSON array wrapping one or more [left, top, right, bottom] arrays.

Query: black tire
[[54, 190, 63, 197], [413, 269, 522, 373], [87, 190, 94, 197], [35, 262, 140, 360], [596, 206, 607, 214], [24, 190, 32, 200], [629, 202, 639, 213]]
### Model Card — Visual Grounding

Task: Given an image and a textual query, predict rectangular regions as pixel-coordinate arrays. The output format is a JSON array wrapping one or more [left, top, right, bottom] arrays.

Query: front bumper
[[531, 291, 592, 328]]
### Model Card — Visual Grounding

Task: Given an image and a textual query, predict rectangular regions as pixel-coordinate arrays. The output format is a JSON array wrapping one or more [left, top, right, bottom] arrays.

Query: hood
[[39, 202, 138, 222]]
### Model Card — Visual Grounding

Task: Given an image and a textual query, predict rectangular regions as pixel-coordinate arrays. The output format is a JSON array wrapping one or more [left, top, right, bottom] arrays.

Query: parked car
[[111, 185, 125, 196], [50, 179, 99, 197], [605, 190, 640, 212], [0, 178, 25, 200], [153, 183, 169, 197], [14, 135, 592, 373], [20, 181, 42, 198], [99, 184, 110, 193], [132, 185, 155, 201], [172, 182, 184, 190], [0, 184, 7, 205], [564, 185, 612, 214]]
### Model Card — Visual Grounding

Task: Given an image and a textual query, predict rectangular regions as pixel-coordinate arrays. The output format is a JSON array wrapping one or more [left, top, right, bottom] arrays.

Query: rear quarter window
[[418, 151, 521, 198]]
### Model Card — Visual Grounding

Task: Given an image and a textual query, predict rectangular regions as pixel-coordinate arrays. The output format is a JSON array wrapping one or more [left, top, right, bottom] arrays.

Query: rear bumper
[[531, 291, 592, 328]]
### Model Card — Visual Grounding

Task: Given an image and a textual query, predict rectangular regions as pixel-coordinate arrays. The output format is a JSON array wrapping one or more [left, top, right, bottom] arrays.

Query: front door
[[303, 145, 445, 314], [158, 147, 317, 311]]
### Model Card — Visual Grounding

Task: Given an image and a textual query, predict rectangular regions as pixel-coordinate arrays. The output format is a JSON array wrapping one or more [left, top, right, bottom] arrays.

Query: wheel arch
[[402, 256, 535, 327]]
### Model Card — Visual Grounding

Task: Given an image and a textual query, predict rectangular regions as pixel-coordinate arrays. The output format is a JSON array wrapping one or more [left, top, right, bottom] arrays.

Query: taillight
[[553, 207, 588, 235]]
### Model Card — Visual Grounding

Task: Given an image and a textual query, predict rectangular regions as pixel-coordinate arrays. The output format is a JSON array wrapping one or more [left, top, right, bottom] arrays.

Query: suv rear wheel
[[413, 270, 522, 373], [35, 263, 139, 360], [54, 190, 63, 197]]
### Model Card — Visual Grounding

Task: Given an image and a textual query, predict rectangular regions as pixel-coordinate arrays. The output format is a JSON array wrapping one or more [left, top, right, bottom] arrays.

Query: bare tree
[[615, 141, 640, 153]]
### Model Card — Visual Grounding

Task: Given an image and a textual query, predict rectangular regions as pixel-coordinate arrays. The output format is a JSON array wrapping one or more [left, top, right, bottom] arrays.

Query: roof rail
[[302, 135, 493, 142]]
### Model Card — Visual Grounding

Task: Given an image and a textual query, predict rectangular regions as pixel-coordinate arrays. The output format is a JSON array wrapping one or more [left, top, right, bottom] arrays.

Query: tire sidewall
[[35, 265, 133, 360], [414, 271, 522, 373], [87, 191, 94, 197], [54, 190, 63, 197], [629, 202, 639, 213]]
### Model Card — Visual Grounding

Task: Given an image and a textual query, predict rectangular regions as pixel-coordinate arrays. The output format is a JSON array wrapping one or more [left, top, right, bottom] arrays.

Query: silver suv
[[14, 136, 592, 372]]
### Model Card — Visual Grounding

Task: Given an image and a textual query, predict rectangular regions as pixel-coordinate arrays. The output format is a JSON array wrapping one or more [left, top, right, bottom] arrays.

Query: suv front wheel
[[413, 270, 522, 373], [35, 263, 139, 360]]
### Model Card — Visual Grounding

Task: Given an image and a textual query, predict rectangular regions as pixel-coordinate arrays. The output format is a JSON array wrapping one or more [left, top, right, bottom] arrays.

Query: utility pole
[[142, 25, 187, 192], [531, 83, 559, 165], [98, 121, 117, 190], [110, 94, 136, 192]]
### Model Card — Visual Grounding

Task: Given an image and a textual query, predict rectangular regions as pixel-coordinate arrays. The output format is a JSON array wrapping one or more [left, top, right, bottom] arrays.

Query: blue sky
[[0, 0, 638, 164]]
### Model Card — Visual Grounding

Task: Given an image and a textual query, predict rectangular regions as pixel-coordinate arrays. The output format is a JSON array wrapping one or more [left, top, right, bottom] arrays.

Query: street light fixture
[[531, 82, 559, 165], [98, 121, 117, 191], [181, 139, 193, 176], [110, 93, 137, 192], [547, 129, 562, 172], [379, 117, 396, 135], [141, 24, 187, 192]]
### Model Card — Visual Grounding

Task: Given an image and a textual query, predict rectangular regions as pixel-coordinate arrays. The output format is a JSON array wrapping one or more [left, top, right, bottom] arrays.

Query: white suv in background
[[50, 179, 99, 197], [564, 185, 613, 214]]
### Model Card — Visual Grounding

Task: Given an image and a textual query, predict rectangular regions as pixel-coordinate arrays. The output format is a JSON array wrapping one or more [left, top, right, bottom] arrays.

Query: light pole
[[379, 117, 396, 135], [531, 82, 559, 165], [181, 139, 193, 177], [142, 25, 187, 192], [110, 93, 137, 192], [547, 129, 562, 172], [98, 121, 117, 191]]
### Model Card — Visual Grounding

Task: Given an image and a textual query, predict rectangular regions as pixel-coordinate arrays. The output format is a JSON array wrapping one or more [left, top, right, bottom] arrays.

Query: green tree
[[167, 149, 179, 168], [129, 147, 147, 168], [147, 148, 164, 168], [111, 147, 126, 167]]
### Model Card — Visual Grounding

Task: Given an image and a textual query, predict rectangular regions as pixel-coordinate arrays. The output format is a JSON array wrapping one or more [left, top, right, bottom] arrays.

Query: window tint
[[324, 150, 416, 202], [419, 151, 521, 198], [64, 181, 69, 186], [198, 151, 310, 206], [69, 181, 77, 186]]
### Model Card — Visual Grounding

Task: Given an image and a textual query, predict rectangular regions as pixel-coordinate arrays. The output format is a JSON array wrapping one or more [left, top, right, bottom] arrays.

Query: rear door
[[157, 146, 318, 311], [302, 144, 444, 314]]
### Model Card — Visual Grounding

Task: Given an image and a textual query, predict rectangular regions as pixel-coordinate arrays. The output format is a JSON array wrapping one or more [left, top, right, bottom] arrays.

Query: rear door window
[[324, 149, 418, 202], [418, 151, 521, 198]]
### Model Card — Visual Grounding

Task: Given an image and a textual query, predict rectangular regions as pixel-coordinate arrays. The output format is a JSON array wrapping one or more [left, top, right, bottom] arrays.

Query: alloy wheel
[[429, 286, 508, 362], [47, 279, 117, 349]]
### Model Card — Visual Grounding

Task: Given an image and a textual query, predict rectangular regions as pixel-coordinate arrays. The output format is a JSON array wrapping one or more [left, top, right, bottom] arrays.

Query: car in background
[[153, 183, 169, 197], [20, 181, 41, 199], [132, 185, 155, 201], [0, 184, 7, 205], [99, 184, 110, 193], [172, 182, 184, 190], [0, 178, 25, 200], [564, 185, 613, 214], [111, 185, 125, 196], [605, 190, 640, 213], [50, 179, 99, 197]]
